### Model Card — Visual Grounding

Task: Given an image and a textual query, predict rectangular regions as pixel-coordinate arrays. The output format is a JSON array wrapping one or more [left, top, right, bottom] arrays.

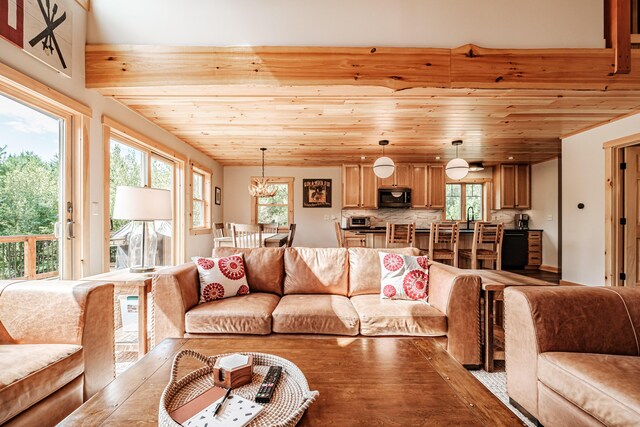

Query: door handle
[[66, 219, 75, 240]]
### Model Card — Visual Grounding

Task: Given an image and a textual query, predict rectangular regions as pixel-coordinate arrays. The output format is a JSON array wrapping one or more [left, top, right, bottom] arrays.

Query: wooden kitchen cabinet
[[410, 164, 445, 209], [411, 165, 427, 207], [493, 164, 530, 209], [342, 164, 378, 209], [378, 164, 411, 187]]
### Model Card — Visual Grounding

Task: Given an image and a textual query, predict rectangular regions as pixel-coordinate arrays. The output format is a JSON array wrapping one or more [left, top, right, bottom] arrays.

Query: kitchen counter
[[342, 226, 542, 234]]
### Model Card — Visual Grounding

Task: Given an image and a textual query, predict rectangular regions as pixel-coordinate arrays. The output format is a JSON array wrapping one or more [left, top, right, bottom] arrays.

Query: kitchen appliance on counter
[[515, 213, 530, 230], [344, 215, 371, 228], [378, 187, 412, 209]]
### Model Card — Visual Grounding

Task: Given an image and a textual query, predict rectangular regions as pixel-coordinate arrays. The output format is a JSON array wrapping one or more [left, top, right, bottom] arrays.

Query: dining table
[[213, 232, 289, 248]]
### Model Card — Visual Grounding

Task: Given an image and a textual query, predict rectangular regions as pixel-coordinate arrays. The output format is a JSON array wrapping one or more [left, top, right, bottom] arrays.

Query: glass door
[[0, 93, 72, 279]]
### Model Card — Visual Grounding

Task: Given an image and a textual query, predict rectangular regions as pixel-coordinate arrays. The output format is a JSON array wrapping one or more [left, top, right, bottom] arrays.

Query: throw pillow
[[379, 252, 429, 301], [192, 254, 250, 303]]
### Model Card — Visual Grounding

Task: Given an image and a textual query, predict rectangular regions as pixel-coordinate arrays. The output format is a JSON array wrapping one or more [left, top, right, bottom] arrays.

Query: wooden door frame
[[604, 132, 640, 286]]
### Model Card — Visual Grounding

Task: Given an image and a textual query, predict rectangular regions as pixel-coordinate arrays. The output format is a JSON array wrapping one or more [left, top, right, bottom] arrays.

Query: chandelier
[[248, 148, 277, 197]]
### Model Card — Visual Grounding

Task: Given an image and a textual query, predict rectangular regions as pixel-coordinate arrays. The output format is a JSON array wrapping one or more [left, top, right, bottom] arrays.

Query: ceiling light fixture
[[248, 148, 277, 198], [468, 161, 485, 172], [508, 156, 515, 160], [435, 156, 441, 160], [445, 140, 469, 180], [373, 140, 395, 179]]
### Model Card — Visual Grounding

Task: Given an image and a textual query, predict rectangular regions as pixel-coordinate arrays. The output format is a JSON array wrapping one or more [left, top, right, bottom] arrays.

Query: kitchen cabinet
[[411, 165, 427, 207], [411, 164, 445, 209], [379, 164, 411, 188], [342, 164, 378, 209], [493, 164, 530, 209], [526, 230, 542, 269]]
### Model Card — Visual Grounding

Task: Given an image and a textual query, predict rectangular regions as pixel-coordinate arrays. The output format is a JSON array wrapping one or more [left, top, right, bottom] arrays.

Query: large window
[[445, 183, 484, 222], [189, 162, 211, 233], [251, 177, 294, 226]]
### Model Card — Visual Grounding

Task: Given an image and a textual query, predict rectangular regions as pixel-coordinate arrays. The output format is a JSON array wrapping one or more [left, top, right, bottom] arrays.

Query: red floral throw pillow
[[379, 253, 429, 301], [192, 254, 250, 303]]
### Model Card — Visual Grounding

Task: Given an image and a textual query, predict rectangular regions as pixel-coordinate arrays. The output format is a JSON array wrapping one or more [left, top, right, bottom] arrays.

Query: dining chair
[[459, 222, 505, 270], [385, 222, 416, 248], [231, 223, 263, 248], [261, 223, 279, 234], [213, 223, 226, 238], [428, 221, 460, 267], [334, 221, 366, 248], [286, 223, 296, 247]]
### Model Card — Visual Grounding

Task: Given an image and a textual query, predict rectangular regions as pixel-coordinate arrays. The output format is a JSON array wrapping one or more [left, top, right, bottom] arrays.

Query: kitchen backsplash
[[342, 208, 524, 229]]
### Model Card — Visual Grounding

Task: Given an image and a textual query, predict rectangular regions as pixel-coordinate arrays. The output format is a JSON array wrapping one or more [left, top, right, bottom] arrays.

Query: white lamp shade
[[113, 186, 172, 220], [373, 156, 395, 178], [445, 158, 470, 180]]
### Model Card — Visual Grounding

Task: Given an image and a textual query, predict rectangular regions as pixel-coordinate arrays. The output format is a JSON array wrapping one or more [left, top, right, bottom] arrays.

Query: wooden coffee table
[[61, 337, 523, 426]]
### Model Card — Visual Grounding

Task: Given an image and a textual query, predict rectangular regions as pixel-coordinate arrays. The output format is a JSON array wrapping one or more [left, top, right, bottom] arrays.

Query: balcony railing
[[0, 235, 59, 280]]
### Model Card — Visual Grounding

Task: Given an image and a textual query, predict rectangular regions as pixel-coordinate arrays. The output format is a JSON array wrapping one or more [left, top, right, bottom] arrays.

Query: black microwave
[[378, 188, 412, 208]]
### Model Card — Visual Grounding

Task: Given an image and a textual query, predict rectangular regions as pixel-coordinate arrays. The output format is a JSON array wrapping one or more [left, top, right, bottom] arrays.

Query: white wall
[[88, 0, 603, 48], [224, 167, 342, 247], [526, 159, 559, 269], [0, 2, 222, 274], [562, 113, 640, 286]]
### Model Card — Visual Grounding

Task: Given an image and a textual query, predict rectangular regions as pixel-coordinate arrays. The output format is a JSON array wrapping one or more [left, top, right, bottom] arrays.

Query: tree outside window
[[190, 162, 212, 233], [445, 183, 484, 222], [251, 177, 294, 226]]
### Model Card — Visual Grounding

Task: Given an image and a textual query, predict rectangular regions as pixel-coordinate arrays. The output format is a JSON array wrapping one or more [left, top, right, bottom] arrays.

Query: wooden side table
[[83, 269, 155, 359]]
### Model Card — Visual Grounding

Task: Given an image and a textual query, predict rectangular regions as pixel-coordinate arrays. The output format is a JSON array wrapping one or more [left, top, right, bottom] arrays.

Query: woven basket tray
[[159, 350, 319, 427]]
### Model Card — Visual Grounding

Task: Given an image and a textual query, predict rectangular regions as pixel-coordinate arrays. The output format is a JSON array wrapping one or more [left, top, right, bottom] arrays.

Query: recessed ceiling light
[[508, 156, 514, 160], [435, 156, 441, 160], [360, 156, 366, 160]]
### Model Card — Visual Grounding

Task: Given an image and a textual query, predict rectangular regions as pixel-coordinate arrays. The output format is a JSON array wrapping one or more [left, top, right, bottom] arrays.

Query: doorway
[[0, 93, 73, 279], [622, 145, 640, 287]]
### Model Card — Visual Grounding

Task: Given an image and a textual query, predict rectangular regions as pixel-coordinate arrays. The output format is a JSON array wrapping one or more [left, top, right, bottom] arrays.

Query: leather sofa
[[505, 286, 640, 426], [0, 280, 115, 427], [153, 247, 482, 367]]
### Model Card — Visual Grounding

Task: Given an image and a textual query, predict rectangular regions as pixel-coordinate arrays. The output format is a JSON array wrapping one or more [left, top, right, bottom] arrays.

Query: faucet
[[467, 206, 475, 230]]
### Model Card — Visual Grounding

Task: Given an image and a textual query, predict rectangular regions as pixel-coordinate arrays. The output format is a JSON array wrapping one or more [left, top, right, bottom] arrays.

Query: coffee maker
[[515, 213, 529, 230]]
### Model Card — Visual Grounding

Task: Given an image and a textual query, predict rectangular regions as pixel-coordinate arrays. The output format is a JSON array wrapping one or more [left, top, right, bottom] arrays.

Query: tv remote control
[[255, 366, 282, 403]]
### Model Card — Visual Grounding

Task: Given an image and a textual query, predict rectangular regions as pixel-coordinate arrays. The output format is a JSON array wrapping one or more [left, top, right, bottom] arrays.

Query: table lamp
[[113, 186, 172, 272]]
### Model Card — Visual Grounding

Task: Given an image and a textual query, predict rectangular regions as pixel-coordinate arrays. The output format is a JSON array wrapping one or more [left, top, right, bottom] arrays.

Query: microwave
[[348, 216, 371, 228], [378, 187, 412, 209]]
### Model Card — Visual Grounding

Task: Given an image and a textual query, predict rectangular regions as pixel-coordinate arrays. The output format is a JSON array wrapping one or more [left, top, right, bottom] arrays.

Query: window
[[251, 177, 294, 226], [190, 162, 211, 233], [445, 183, 484, 222]]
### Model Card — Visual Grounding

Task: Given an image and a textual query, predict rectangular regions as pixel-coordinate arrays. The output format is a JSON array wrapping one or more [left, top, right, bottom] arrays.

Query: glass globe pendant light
[[248, 148, 277, 197], [445, 140, 470, 180], [373, 140, 395, 179]]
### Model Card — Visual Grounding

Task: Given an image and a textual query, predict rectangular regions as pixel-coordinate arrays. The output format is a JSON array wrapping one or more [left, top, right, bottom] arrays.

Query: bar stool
[[334, 222, 366, 248], [459, 222, 504, 270], [428, 221, 460, 267], [385, 222, 416, 248]]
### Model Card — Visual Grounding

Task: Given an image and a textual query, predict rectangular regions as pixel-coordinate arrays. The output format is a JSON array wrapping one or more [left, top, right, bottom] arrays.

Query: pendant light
[[373, 140, 395, 179], [248, 148, 277, 197], [445, 140, 470, 180]]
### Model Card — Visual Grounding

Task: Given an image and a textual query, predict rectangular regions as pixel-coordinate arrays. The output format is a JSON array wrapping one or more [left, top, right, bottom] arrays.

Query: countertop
[[342, 226, 543, 234]]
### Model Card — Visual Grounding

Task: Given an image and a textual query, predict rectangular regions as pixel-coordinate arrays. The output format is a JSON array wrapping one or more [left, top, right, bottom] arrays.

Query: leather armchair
[[0, 280, 115, 426]]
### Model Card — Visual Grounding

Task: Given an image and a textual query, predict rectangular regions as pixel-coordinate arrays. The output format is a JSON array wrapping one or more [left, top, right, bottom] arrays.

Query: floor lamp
[[113, 186, 172, 273]]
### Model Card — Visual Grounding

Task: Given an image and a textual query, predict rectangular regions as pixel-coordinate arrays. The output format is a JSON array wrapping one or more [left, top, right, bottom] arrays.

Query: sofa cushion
[[351, 294, 447, 336], [212, 247, 285, 295], [185, 293, 280, 335], [348, 247, 420, 296], [284, 248, 349, 296], [0, 344, 83, 424], [272, 294, 359, 335], [538, 352, 640, 426]]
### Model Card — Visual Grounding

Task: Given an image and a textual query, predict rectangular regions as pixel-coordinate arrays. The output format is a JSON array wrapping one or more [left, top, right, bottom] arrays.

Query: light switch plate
[[92, 202, 99, 216], [547, 214, 553, 221]]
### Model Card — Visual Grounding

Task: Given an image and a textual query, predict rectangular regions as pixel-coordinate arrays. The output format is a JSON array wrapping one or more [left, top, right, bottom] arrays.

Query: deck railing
[[0, 234, 59, 280]]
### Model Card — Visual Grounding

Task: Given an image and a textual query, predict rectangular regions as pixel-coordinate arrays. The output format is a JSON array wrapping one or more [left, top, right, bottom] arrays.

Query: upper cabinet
[[410, 164, 445, 209], [379, 164, 411, 188], [342, 164, 378, 209], [493, 164, 530, 209]]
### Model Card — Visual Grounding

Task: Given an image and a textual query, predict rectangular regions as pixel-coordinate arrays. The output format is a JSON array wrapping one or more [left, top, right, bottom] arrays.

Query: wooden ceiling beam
[[86, 44, 640, 91]]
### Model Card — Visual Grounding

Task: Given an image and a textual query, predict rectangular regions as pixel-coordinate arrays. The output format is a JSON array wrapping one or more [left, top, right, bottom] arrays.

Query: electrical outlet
[[547, 214, 553, 221]]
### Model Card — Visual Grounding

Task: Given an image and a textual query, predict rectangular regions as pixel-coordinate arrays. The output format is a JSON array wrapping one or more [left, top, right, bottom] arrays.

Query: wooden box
[[213, 354, 253, 389]]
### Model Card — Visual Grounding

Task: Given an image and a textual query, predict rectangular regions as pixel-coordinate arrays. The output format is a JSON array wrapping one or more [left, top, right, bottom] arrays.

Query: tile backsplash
[[342, 208, 524, 229]]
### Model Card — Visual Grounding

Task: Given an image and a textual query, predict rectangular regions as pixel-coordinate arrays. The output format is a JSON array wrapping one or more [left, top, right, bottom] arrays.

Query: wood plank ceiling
[[87, 44, 640, 166]]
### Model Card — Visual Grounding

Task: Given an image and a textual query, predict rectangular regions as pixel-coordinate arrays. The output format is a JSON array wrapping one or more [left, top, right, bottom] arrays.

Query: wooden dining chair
[[213, 223, 226, 238], [334, 221, 366, 248], [286, 224, 296, 247], [459, 222, 505, 270], [261, 223, 279, 234], [231, 223, 263, 248], [428, 221, 460, 267], [385, 222, 416, 248]]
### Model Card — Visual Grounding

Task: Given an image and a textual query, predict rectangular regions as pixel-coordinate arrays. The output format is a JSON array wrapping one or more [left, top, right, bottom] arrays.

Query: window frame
[[250, 177, 294, 226], [102, 116, 186, 271], [444, 178, 492, 222], [189, 161, 212, 234]]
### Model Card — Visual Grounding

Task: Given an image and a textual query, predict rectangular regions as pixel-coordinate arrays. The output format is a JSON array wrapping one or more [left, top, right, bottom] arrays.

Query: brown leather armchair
[[505, 286, 640, 427], [0, 280, 115, 426]]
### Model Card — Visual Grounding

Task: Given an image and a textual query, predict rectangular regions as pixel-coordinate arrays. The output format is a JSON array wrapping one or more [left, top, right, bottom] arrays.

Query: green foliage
[[109, 142, 143, 232], [445, 184, 461, 221], [257, 183, 289, 225]]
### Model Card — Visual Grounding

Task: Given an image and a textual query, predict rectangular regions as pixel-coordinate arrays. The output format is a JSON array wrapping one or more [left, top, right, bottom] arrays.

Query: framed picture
[[215, 186, 221, 205], [303, 179, 332, 208]]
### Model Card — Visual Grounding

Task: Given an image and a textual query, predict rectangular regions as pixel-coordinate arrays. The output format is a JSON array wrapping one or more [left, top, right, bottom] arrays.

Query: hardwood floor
[[506, 268, 560, 284]]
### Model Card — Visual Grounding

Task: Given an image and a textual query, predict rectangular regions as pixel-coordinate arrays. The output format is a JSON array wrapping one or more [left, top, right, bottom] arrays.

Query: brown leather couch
[[505, 286, 640, 426], [153, 247, 482, 366], [0, 280, 115, 427]]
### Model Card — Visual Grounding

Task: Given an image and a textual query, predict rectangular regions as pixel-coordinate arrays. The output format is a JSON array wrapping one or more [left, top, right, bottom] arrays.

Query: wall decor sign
[[303, 179, 332, 208], [215, 186, 221, 205], [0, 0, 72, 77]]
